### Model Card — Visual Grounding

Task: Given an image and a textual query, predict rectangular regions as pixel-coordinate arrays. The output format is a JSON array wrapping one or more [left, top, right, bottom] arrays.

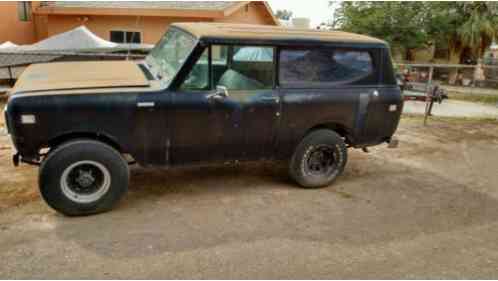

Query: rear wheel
[[39, 140, 129, 216], [289, 129, 348, 188]]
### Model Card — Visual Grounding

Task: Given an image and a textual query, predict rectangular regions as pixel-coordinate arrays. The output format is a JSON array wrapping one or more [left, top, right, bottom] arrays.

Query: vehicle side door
[[215, 45, 280, 160], [170, 44, 280, 165], [169, 46, 239, 165]]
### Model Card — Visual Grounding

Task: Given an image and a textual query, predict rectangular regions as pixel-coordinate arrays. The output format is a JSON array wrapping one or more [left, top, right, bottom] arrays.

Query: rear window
[[279, 48, 376, 88]]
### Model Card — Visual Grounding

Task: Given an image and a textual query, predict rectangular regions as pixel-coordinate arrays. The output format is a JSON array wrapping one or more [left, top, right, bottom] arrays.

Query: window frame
[[178, 46, 211, 91], [277, 46, 380, 89], [17, 2, 31, 22], [109, 30, 142, 44], [179, 43, 278, 92]]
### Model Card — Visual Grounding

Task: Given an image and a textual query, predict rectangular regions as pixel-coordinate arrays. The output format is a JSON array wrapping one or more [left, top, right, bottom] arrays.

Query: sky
[[267, 0, 337, 28]]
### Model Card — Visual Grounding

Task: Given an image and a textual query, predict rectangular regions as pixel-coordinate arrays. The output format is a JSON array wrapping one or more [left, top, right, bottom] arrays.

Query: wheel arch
[[304, 122, 354, 145], [47, 131, 124, 153]]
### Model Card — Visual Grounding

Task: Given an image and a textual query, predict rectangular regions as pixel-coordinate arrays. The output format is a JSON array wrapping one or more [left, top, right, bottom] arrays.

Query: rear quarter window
[[279, 48, 377, 88]]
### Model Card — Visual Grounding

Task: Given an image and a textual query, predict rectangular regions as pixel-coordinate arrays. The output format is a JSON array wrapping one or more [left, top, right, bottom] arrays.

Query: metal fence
[[395, 62, 498, 96]]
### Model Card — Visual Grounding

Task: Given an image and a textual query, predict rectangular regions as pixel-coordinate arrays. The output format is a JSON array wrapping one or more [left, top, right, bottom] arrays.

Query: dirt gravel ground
[[1, 107, 498, 278], [403, 99, 498, 119]]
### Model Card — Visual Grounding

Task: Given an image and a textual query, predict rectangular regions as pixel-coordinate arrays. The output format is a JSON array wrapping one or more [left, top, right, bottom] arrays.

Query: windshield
[[146, 28, 197, 86]]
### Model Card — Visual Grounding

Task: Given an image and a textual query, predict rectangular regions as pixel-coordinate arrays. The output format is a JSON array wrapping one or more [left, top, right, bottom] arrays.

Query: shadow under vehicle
[[4, 23, 403, 215]]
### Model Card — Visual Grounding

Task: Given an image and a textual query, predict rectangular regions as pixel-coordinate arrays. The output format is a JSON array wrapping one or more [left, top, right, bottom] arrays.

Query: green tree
[[333, 1, 431, 54], [333, 1, 498, 64], [426, 2, 498, 82], [428, 2, 498, 62], [275, 9, 293, 21]]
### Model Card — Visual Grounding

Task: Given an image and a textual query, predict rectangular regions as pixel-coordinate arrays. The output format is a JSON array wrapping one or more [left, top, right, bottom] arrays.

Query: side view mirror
[[208, 85, 229, 102]]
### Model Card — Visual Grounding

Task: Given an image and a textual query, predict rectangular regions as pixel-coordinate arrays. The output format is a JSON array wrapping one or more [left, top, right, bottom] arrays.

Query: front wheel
[[289, 129, 348, 188], [39, 140, 129, 216]]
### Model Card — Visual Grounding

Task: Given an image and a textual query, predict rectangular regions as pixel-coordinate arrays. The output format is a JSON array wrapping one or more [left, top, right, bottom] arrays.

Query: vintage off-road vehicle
[[4, 23, 402, 215]]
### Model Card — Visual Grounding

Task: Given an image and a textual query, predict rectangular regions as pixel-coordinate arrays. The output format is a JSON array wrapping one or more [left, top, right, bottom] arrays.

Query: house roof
[[173, 22, 386, 45], [35, 1, 278, 24], [39, 1, 237, 11]]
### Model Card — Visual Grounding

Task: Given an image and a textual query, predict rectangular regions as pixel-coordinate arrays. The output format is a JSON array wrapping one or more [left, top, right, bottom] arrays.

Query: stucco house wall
[[42, 2, 275, 44], [0, 2, 37, 45], [0, 2, 277, 46]]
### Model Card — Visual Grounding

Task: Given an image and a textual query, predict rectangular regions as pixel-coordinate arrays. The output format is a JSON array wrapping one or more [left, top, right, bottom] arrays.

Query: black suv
[[4, 23, 403, 215]]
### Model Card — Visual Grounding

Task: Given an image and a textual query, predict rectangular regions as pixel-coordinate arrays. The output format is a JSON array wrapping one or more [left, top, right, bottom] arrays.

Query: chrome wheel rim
[[61, 160, 111, 203]]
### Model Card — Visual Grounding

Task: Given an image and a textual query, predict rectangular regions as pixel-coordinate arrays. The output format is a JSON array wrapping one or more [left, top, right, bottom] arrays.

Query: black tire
[[289, 129, 348, 188], [39, 139, 129, 216]]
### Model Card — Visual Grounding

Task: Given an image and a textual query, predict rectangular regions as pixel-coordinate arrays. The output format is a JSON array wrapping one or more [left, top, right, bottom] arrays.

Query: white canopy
[[25, 26, 118, 52], [0, 41, 19, 50]]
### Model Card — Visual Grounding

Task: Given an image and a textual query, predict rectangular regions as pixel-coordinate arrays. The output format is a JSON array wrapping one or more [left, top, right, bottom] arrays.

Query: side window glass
[[233, 46, 273, 62], [180, 49, 209, 91], [279, 48, 374, 87], [211, 45, 228, 88], [212, 45, 228, 66], [333, 50, 373, 76], [214, 45, 274, 90]]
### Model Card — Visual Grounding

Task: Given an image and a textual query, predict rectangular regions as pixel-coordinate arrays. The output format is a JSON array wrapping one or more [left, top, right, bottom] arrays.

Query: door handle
[[137, 102, 155, 108]]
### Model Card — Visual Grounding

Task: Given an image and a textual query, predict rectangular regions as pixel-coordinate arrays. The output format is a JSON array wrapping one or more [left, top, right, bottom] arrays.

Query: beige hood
[[12, 61, 150, 94]]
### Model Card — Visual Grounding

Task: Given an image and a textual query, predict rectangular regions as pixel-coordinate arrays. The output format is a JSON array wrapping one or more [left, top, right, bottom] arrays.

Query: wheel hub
[[305, 145, 336, 175], [75, 170, 95, 188]]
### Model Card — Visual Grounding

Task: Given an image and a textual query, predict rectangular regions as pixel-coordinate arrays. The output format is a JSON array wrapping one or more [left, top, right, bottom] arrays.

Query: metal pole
[[423, 66, 434, 126], [7, 66, 15, 87]]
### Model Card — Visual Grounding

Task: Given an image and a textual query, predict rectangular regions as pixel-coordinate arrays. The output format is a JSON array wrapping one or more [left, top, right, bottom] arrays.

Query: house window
[[18, 2, 32, 22], [110, 31, 142, 44]]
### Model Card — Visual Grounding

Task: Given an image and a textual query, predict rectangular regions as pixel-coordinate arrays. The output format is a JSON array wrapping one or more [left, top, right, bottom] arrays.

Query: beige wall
[[0, 2, 36, 44], [44, 14, 213, 44], [0, 2, 276, 45]]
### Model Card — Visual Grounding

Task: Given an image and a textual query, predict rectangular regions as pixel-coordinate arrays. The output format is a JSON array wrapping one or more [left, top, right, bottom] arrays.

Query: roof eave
[[222, 2, 279, 26], [261, 2, 280, 26], [222, 1, 250, 17], [33, 7, 225, 19]]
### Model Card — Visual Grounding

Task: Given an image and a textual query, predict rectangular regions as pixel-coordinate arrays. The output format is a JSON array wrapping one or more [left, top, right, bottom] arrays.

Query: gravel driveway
[[1, 116, 498, 279]]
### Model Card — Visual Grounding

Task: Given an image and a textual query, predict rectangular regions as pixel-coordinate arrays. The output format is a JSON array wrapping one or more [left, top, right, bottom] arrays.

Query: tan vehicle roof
[[172, 22, 386, 45]]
